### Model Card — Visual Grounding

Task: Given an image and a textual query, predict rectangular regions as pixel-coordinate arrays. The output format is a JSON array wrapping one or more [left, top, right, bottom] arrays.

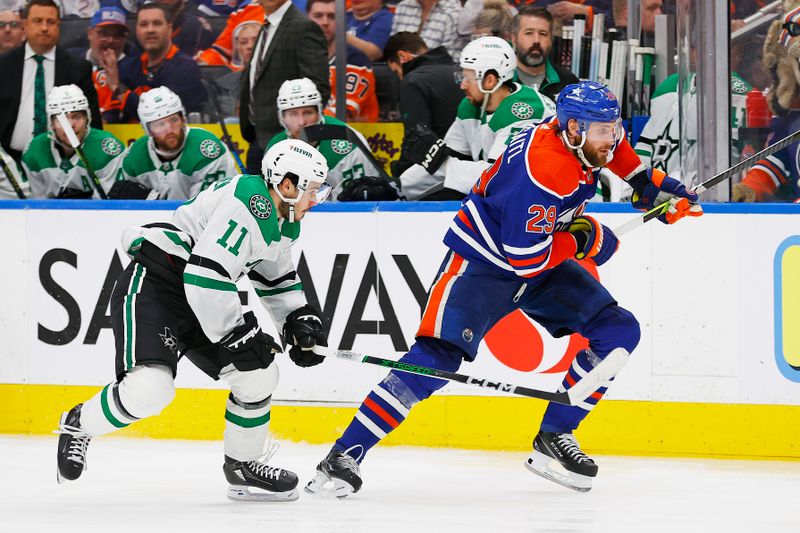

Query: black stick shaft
[[0, 158, 26, 199]]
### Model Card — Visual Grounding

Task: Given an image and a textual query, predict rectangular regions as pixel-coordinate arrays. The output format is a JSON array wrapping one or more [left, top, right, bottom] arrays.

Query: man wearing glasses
[[0, 9, 24, 53]]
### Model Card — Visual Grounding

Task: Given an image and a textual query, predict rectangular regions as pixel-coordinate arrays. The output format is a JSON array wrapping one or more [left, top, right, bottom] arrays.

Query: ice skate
[[55, 404, 91, 484], [223, 447, 299, 502], [304, 448, 363, 498], [525, 431, 598, 492]]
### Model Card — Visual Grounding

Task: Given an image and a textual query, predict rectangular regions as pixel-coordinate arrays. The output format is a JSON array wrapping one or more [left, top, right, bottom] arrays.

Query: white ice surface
[[1, 436, 798, 533]]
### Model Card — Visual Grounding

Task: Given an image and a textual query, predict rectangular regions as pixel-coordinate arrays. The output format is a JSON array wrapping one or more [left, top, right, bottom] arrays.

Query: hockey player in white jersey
[[399, 36, 555, 199], [56, 139, 333, 502], [110, 87, 237, 200], [266, 77, 386, 201], [21, 85, 125, 199]]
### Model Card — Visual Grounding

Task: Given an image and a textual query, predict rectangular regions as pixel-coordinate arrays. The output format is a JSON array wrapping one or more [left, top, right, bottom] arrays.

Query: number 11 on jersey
[[217, 219, 248, 256]]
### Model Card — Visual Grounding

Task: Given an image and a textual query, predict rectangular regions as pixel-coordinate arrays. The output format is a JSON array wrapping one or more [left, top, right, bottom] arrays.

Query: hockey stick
[[300, 123, 396, 185], [311, 345, 627, 406], [201, 79, 246, 174], [614, 128, 800, 236], [0, 155, 25, 199], [55, 113, 107, 199]]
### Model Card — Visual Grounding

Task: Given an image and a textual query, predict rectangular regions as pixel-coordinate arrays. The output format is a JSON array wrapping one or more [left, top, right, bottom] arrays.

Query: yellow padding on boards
[[2, 384, 798, 459]]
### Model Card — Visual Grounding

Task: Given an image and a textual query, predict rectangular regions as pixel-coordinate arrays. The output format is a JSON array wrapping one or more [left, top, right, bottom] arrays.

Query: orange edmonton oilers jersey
[[326, 64, 379, 122], [195, 2, 264, 68], [443, 118, 644, 279]]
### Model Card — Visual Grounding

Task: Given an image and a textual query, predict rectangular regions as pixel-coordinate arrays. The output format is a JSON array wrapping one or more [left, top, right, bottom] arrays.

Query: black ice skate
[[55, 404, 91, 484], [223, 452, 299, 502], [304, 448, 363, 498], [525, 431, 598, 492]]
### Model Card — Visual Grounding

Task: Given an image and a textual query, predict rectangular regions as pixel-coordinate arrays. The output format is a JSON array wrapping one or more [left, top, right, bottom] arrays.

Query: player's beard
[[517, 44, 545, 68], [582, 143, 612, 167]]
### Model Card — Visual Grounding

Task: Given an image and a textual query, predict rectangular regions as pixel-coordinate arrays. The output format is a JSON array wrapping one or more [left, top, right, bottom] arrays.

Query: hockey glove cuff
[[402, 124, 449, 174], [220, 311, 281, 372], [567, 215, 619, 266], [283, 305, 327, 368]]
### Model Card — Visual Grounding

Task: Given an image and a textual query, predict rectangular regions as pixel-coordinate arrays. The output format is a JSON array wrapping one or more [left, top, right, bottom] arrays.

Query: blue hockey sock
[[333, 338, 463, 462]]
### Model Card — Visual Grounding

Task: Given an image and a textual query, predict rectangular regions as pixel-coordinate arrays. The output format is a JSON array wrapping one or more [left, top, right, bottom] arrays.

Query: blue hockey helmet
[[556, 81, 620, 133]]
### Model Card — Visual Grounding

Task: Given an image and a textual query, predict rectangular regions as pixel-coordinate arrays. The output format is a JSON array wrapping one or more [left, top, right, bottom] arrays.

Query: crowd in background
[[0, 0, 794, 203]]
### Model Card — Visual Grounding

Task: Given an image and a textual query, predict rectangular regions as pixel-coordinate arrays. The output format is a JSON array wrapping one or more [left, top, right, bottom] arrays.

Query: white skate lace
[[53, 423, 91, 468], [334, 445, 362, 473], [555, 434, 591, 464], [248, 440, 282, 481]]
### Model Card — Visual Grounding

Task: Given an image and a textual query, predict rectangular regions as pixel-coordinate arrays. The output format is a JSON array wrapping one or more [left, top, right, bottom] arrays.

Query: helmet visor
[[585, 120, 623, 144], [305, 181, 332, 205], [147, 113, 184, 136]]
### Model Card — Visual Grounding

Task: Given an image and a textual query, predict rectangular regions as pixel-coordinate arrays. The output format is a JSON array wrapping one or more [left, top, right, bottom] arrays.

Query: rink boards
[[1, 200, 799, 459]]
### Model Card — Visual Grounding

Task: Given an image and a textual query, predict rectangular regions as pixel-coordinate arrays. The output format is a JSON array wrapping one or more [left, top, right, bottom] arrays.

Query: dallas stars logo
[[159, 327, 178, 354], [249, 194, 272, 219], [101, 137, 122, 156], [331, 139, 353, 155], [200, 139, 221, 159], [511, 102, 534, 120]]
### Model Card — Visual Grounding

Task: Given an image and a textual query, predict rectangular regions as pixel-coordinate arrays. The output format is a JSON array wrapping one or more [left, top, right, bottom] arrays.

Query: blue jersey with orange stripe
[[741, 111, 800, 202], [443, 118, 644, 279]]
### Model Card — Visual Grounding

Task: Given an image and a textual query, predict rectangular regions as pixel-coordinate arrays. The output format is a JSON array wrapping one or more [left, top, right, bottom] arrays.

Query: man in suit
[[0, 0, 101, 163], [240, 0, 329, 174]]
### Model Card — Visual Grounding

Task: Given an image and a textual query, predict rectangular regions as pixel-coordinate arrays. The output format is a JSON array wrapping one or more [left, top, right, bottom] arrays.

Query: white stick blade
[[566, 348, 628, 405]]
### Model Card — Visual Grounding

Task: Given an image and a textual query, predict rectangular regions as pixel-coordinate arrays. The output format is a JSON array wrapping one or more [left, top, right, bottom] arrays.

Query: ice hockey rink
[[2, 436, 798, 533]]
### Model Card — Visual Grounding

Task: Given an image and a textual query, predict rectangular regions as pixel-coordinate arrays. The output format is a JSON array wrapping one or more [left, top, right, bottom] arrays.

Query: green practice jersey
[[267, 116, 379, 200], [122, 127, 237, 200], [21, 128, 125, 198]]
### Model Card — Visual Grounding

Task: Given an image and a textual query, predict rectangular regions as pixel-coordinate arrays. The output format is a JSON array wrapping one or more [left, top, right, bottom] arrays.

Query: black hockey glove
[[337, 176, 400, 201], [57, 187, 94, 199], [219, 311, 282, 372], [108, 180, 153, 200], [283, 304, 327, 368], [402, 124, 449, 174]]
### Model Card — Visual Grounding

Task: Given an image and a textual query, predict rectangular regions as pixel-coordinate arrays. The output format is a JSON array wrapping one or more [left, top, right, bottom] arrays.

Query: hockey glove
[[402, 124, 449, 174], [567, 215, 619, 266], [283, 304, 327, 368], [337, 176, 400, 201], [627, 168, 703, 224], [219, 311, 281, 372], [57, 187, 94, 199], [108, 180, 153, 200]]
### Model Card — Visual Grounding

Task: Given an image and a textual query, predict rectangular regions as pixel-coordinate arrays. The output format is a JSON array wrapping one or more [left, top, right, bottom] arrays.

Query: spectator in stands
[[112, 86, 236, 199], [0, 8, 24, 53], [153, 0, 214, 57], [542, 1, 612, 29], [110, 2, 207, 123], [384, 31, 460, 176], [207, 20, 262, 118], [194, 0, 251, 16], [0, 0, 101, 163], [470, 0, 513, 40], [308, 0, 378, 121], [195, 0, 263, 68], [69, 7, 133, 121], [391, 0, 466, 61], [23, 84, 125, 199], [346, 0, 393, 62], [611, 0, 661, 45], [239, 0, 329, 174], [511, 6, 578, 103]]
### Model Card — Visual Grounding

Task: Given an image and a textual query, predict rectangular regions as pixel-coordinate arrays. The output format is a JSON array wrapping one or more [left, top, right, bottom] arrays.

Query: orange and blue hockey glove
[[567, 215, 619, 266], [628, 168, 703, 224]]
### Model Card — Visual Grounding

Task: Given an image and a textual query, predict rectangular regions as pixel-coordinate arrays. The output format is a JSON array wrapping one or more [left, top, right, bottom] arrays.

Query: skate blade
[[304, 472, 355, 499], [524, 452, 593, 493], [227, 485, 299, 502]]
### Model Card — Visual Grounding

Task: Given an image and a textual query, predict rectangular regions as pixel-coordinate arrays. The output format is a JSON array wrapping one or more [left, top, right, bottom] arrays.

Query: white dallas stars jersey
[[0, 146, 29, 199], [122, 127, 237, 200], [21, 128, 125, 198], [267, 116, 379, 201], [121, 174, 305, 342], [400, 83, 555, 199]]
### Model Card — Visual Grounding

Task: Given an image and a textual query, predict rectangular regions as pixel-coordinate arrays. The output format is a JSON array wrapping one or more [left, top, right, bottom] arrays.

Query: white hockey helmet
[[262, 139, 331, 213], [277, 77, 323, 129], [47, 84, 91, 123], [459, 36, 517, 94], [137, 86, 186, 132]]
